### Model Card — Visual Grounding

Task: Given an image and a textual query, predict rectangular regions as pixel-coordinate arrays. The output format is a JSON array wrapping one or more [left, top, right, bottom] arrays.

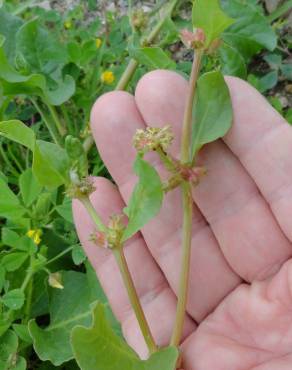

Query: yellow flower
[[26, 229, 42, 245], [95, 38, 102, 49], [101, 71, 115, 85], [64, 20, 72, 29]]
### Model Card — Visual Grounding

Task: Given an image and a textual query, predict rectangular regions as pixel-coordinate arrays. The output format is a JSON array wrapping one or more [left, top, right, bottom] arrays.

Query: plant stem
[[12, 0, 37, 15], [60, 104, 74, 135], [90, 42, 105, 97], [23, 274, 33, 324], [115, 59, 139, 91], [21, 266, 34, 293], [170, 182, 193, 347], [171, 51, 202, 348], [5, 256, 36, 325], [143, 0, 178, 46], [180, 50, 203, 164], [80, 195, 157, 354], [0, 143, 19, 177], [84, 0, 178, 151], [268, 0, 292, 22], [30, 98, 62, 146], [79, 196, 107, 233], [116, 0, 178, 91], [46, 104, 66, 137], [7, 144, 24, 173], [112, 248, 157, 354], [149, 0, 169, 16], [45, 245, 75, 266]]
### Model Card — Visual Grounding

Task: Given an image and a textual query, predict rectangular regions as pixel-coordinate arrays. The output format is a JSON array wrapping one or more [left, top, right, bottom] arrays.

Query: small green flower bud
[[107, 214, 126, 249], [67, 176, 96, 199], [131, 9, 149, 31], [65, 135, 85, 160], [133, 126, 174, 154]]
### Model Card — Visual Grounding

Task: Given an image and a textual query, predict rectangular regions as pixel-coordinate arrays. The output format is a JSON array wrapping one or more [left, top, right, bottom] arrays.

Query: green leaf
[[67, 41, 82, 64], [14, 236, 37, 254], [71, 303, 179, 370], [0, 9, 23, 62], [191, 71, 233, 158], [2, 228, 19, 248], [192, 0, 234, 47], [2, 289, 25, 310], [0, 177, 26, 219], [219, 43, 247, 79], [29, 271, 98, 366], [56, 197, 73, 223], [72, 245, 86, 265], [281, 63, 292, 80], [33, 140, 70, 189], [0, 329, 26, 370], [259, 70, 278, 92], [122, 156, 163, 242], [44, 75, 75, 106], [34, 193, 52, 220], [0, 120, 35, 150], [221, 0, 277, 60], [12, 324, 33, 344], [16, 18, 68, 75], [0, 46, 74, 106], [264, 53, 282, 70], [19, 168, 42, 206], [2, 252, 28, 272], [129, 47, 176, 70]]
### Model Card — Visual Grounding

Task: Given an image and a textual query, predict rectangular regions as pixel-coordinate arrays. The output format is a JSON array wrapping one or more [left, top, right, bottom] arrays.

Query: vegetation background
[[0, 0, 291, 369]]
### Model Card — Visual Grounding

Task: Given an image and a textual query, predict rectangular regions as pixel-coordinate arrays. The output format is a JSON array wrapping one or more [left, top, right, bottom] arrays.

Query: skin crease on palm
[[73, 69, 292, 370]]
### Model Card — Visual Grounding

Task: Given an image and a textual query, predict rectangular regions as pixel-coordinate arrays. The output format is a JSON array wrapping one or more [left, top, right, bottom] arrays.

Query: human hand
[[73, 70, 292, 370]]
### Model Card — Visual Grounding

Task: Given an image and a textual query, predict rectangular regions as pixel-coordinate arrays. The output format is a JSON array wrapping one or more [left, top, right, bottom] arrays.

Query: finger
[[224, 77, 292, 243], [135, 70, 291, 282], [181, 259, 292, 370], [252, 355, 292, 370], [91, 87, 240, 322], [73, 177, 195, 358]]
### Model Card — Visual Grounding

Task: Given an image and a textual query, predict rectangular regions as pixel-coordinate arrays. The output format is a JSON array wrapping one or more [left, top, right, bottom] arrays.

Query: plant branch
[[117, 0, 178, 91], [80, 195, 157, 354], [23, 274, 33, 324], [30, 98, 62, 146], [0, 142, 19, 177], [112, 248, 157, 354], [170, 182, 193, 347], [7, 144, 24, 173], [45, 245, 75, 266], [180, 50, 203, 164], [171, 50, 202, 348], [143, 0, 178, 46], [46, 103, 67, 137], [115, 59, 139, 91], [79, 196, 107, 233]]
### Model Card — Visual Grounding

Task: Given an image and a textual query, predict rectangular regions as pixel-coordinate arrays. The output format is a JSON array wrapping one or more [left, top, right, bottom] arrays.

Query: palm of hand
[[74, 70, 292, 370]]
